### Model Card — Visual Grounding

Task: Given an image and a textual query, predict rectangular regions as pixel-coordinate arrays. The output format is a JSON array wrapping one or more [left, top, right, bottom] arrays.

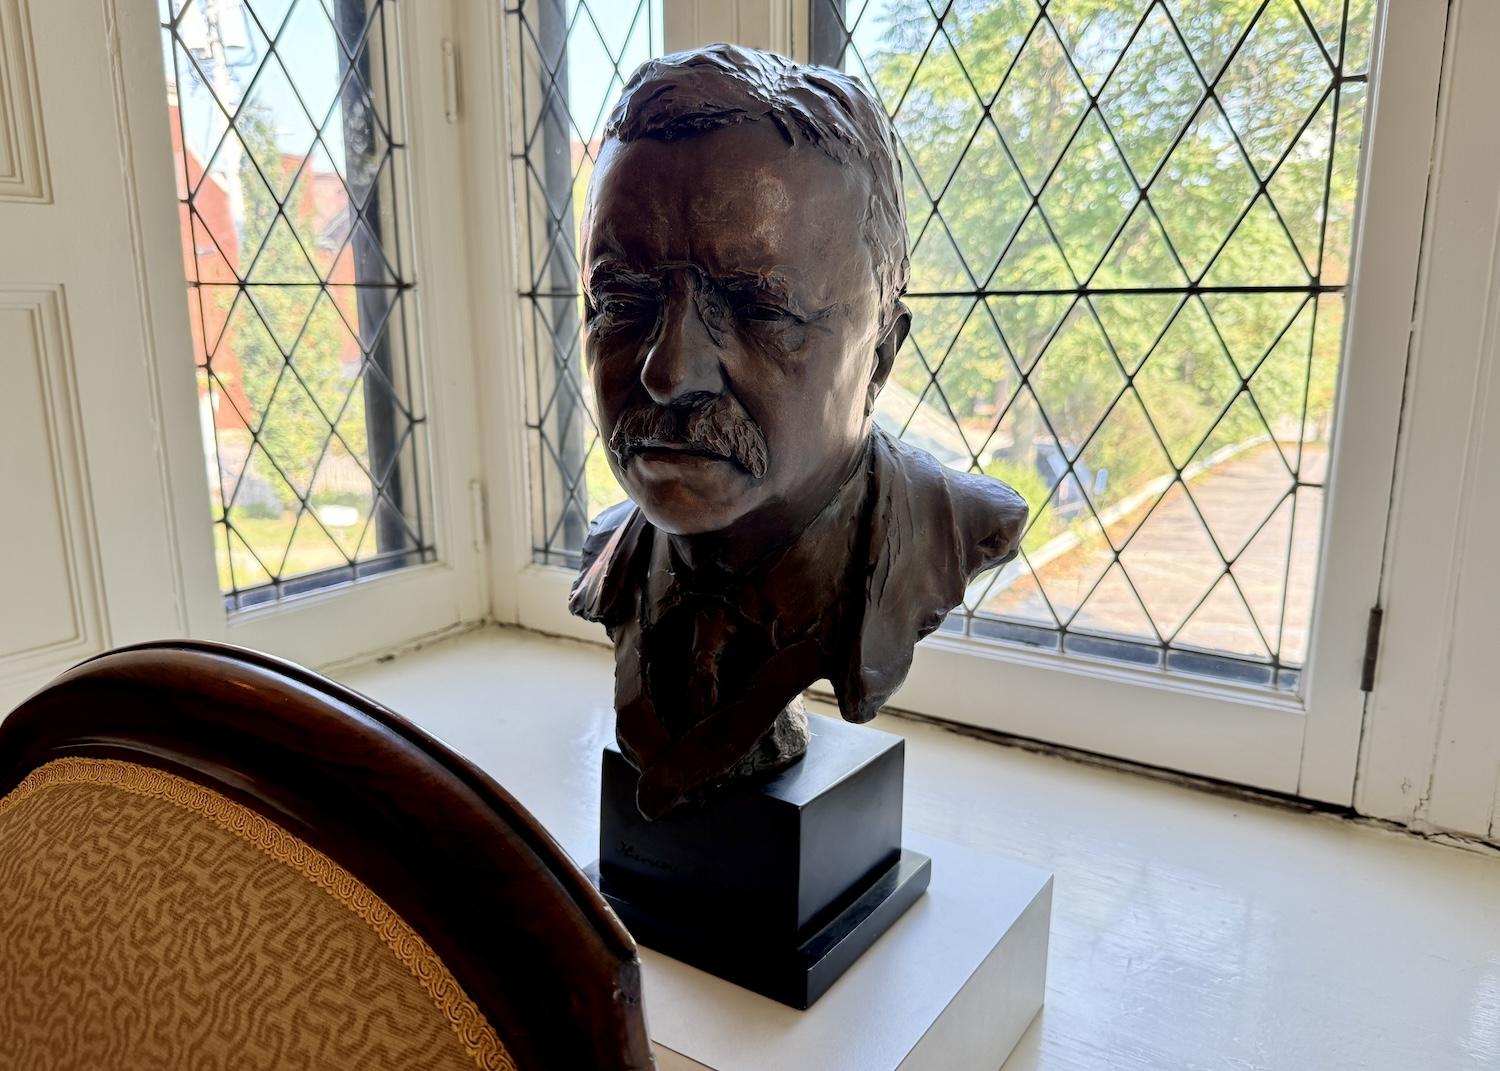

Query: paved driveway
[[980, 443, 1326, 665]]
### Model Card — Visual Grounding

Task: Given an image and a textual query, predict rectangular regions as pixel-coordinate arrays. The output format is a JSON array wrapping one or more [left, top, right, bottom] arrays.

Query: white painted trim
[[897, 637, 1307, 793], [1291, 0, 1449, 803], [516, 564, 607, 645], [1431, 248, 1500, 835], [225, 560, 471, 668], [103, 0, 489, 662], [770, 0, 801, 60], [110, 0, 225, 642], [664, 0, 797, 53], [461, 0, 538, 628], [1492, 766, 1500, 843], [3, 0, 194, 650], [0, 287, 107, 694], [393, 3, 490, 629], [1357, 0, 1500, 837], [0, 0, 50, 202]]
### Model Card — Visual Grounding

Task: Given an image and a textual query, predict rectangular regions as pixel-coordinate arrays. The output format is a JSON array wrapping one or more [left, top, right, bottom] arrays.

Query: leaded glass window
[[505, 0, 661, 565], [511, 0, 1377, 691], [162, 0, 433, 609], [812, 0, 1375, 689]]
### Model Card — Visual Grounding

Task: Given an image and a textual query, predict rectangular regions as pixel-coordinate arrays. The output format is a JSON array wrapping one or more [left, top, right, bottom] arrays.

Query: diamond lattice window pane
[[163, 0, 432, 608], [510, 0, 1375, 690], [507, 0, 663, 566], [814, 0, 1377, 690]]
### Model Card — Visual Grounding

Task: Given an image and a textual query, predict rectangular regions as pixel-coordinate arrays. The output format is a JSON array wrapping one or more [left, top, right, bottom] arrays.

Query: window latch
[[1360, 606, 1383, 693], [469, 479, 488, 553], [443, 40, 459, 124]]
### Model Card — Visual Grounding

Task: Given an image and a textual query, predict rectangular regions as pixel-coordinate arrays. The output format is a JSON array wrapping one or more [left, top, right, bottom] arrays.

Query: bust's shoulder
[[580, 500, 639, 569], [870, 427, 1027, 571], [569, 500, 648, 625]]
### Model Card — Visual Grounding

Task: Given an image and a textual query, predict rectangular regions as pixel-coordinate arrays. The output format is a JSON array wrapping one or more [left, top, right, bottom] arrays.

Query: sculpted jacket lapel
[[569, 502, 667, 769], [829, 428, 1027, 724]]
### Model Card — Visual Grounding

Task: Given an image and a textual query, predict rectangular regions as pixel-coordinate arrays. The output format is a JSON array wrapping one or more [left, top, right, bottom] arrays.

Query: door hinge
[[1360, 606, 1384, 693], [442, 40, 459, 123], [468, 479, 488, 552]]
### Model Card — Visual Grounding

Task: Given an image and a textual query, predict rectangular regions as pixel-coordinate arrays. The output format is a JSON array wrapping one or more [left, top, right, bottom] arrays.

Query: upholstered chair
[[0, 641, 655, 1071]]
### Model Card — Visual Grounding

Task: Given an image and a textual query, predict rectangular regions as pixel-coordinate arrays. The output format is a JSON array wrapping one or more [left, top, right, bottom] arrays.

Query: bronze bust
[[570, 45, 1027, 819]]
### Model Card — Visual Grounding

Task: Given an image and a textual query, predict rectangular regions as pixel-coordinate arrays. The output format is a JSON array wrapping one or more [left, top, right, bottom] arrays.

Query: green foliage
[[858, 0, 1363, 511], [229, 109, 366, 514], [585, 435, 625, 520], [982, 455, 1052, 536]]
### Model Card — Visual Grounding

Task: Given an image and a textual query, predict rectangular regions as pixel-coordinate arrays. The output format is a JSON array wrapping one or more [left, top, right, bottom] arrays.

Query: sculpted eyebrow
[[717, 270, 835, 321], [588, 264, 838, 323], [718, 269, 793, 299], [586, 263, 661, 294]]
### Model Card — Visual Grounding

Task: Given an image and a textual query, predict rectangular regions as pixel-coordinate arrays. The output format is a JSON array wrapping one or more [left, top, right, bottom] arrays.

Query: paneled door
[[1, 0, 490, 708], [0, 0, 214, 710]]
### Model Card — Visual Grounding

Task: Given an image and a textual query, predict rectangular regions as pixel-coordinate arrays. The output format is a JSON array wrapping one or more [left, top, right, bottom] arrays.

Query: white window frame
[[475, 0, 1449, 809], [117, 0, 490, 668], [1355, 0, 1500, 839], [896, 0, 1448, 805]]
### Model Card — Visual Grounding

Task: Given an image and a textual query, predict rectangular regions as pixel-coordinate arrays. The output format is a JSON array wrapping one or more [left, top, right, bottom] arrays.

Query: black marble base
[[588, 716, 931, 1008]]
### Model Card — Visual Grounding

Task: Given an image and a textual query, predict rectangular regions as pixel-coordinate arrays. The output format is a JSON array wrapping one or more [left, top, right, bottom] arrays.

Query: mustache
[[608, 398, 769, 480]]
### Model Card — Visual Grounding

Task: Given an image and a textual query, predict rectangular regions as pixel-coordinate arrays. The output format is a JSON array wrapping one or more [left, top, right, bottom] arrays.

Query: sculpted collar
[[640, 447, 873, 647], [571, 426, 1027, 727]]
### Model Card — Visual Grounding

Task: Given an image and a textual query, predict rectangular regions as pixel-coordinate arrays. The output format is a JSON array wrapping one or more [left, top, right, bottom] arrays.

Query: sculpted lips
[[608, 398, 770, 479], [633, 441, 737, 465]]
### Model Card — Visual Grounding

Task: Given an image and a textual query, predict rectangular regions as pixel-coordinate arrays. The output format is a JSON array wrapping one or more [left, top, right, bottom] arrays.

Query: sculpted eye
[[739, 302, 790, 323], [603, 299, 645, 319], [585, 291, 656, 343], [590, 296, 652, 326]]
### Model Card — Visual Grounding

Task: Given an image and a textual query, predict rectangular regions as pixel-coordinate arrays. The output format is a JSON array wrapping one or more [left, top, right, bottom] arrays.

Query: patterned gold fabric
[[0, 758, 516, 1071]]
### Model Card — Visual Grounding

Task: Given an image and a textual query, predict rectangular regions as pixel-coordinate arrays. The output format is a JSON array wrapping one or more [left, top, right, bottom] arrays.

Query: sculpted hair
[[603, 43, 910, 328]]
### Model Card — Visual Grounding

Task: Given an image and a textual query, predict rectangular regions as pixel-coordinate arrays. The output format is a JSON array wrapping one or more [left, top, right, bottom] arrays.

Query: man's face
[[582, 122, 895, 538]]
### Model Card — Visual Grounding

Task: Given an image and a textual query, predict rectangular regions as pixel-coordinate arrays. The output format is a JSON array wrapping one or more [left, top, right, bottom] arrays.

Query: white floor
[[343, 626, 1500, 1071]]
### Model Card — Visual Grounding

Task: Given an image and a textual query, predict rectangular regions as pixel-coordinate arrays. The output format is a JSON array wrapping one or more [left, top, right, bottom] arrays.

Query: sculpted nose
[[639, 291, 725, 407]]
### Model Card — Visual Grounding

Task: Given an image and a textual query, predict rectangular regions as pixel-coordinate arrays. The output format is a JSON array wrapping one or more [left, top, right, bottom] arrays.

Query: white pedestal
[[641, 831, 1052, 1071]]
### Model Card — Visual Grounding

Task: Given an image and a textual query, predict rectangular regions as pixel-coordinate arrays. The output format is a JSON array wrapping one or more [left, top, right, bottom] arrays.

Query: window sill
[[340, 624, 1500, 1071]]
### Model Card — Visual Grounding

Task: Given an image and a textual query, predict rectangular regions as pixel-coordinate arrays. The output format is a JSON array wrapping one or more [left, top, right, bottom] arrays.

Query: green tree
[[860, 0, 1366, 543], [229, 109, 367, 516]]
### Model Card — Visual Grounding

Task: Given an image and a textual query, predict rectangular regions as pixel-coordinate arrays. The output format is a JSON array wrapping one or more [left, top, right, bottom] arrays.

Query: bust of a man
[[570, 45, 1027, 818]]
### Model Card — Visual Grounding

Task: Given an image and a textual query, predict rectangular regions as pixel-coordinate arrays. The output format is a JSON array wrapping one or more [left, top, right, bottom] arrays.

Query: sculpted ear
[[866, 300, 911, 416]]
